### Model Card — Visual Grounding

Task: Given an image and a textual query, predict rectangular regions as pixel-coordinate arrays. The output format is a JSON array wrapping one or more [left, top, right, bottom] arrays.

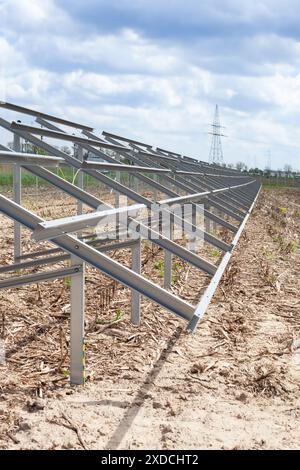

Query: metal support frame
[[0, 265, 82, 289], [0, 151, 63, 166], [187, 185, 262, 332], [33, 204, 145, 241], [0, 102, 262, 386], [0, 260, 85, 384], [0, 194, 195, 321], [0, 118, 219, 275], [164, 219, 173, 290], [103, 134, 250, 233], [13, 134, 21, 261], [131, 238, 141, 326], [70, 255, 85, 385], [0, 101, 94, 131], [81, 161, 171, 174], [10, 121, 131, 153], [77, 146, 84, 217], [34, 121, 236, 253], [0, 239, 140, 274]]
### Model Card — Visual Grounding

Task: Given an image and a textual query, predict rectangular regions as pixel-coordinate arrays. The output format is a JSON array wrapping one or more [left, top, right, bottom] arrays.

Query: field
[[0, 187, 299, 449]]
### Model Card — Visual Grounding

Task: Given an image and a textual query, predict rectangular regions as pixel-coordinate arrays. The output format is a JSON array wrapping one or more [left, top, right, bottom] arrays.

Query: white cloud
[[0, 37, 26, 101], [42, 29, 182, 75], [0, 0, 71, 32], [0, 0, 300, 169]]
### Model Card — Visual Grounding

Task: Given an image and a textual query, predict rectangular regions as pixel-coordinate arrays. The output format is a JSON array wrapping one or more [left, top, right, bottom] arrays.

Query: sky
[[1, 0, 300, 170]]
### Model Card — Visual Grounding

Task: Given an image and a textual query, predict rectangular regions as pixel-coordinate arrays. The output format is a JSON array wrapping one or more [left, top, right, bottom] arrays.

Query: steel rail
[[0, 150, 63, 166], [10, 122, 132, 153], [33, 204, 145, 241], [81, 160, 171, 174], [0, 101, 93, 132], [0, 266, 82, 290]]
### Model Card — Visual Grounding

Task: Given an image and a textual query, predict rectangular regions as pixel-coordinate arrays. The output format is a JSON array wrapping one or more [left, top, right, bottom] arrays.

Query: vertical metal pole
[[153, 174, 157, 202], [114, 152, 121, 209], [70, 256, 85, 385], [213, 209, 221, 235], [76, 147, 84, 239], [190, 204, 197, 253], [77, 146, 83, 216], [131, 238, 141, 326], [164, 250, 172, 289], [164, 219, 173, 289], [115, 171, 121, 208], [13, 134, 21, 261], [133, 176, 138, 193], [212, 209, 217, 233], [205, 203, 211, 234]]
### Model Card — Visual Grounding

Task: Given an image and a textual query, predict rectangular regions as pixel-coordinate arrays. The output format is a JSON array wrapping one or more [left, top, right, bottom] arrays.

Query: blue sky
[[1, 0, 300, 170]]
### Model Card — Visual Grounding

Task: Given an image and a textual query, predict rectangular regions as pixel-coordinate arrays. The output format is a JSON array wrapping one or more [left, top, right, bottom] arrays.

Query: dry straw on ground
[[0, 188, 299, 449]]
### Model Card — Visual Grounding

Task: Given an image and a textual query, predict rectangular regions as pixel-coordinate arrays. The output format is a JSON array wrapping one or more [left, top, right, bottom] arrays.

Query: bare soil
[[0, 187, 299, 450]]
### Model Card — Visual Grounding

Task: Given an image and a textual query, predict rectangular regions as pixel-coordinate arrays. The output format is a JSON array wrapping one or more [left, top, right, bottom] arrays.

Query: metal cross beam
[[0, 265, 82, 289], [10, 122, 131, 153], [33, 204, 145, 241], [0, 150, 63, 166], [81, 160, 171, 174], [0, 101, 93, 132]]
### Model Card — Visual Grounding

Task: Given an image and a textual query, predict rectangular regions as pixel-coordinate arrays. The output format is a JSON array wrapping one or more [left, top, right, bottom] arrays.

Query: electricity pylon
[[208, 105, 226, 165]]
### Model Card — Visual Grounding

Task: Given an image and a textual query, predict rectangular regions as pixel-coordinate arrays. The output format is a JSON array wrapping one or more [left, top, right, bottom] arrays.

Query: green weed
[[154, 259, 165, 278]]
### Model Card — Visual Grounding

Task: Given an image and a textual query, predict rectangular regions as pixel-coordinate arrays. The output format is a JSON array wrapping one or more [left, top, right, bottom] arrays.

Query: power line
[[202, 123, 300, 151], [226, 134, 300, 151]]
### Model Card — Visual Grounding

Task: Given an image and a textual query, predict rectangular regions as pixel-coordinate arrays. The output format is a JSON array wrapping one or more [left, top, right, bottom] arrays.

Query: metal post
[[205, 204, 210, 234], [190, 203, 197, 253], [77, 146, 83, 216], [153, 174, 157, 202], [164, 251, 172, 289], [72, 147, 85, 381], [164, 219, 173, 289], [214, 209, 222, 236], [131, 238, 141, 325], [212, 207, 217, 233], [115, 169, 121, 208], [70, 255, 85, 385], [115, 177, 120, 207], [13, 134, 21, 261]]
